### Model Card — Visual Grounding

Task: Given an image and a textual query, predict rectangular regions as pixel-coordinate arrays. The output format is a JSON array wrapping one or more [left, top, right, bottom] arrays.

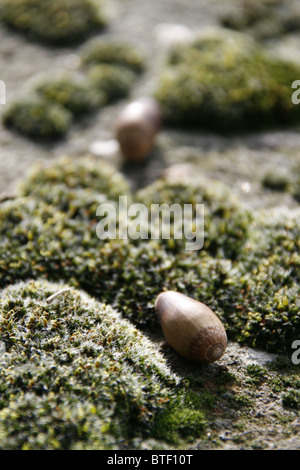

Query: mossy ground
[[2, 40, 145, 140], [1, 155, 299, 354]]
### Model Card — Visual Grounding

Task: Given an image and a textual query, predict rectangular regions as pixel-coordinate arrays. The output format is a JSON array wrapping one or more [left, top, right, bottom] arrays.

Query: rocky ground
[[0, 0, 299, 450]]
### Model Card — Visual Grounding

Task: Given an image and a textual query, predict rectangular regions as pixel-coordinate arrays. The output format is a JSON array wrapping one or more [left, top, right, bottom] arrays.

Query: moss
[[135, 176, 252, 259], [155, 29, 300, 132], [212, 208, 300, 353], [262, 171, 291, 192], [0, 279, 185, 449], [88, 64, 135, 104], [0, 156, 299, 352], [0, 0, 108, 45], [35, 74, 104, 117], [3, 63, 137, 140], [1, 152, 300, 448], [281, 391, 300, 409], [81, 39, 145, 74], [3, 94, 72, 140], [18, 155, 131, 203], [245, 364, 267, 385], [292, 171, 300, 203], [151, 397, 206, 445], [221, 0, 300, 40]]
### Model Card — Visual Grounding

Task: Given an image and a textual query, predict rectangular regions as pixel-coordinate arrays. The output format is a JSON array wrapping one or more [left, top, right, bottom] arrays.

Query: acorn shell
[[115, 98, 162, 161], [155, 291, 227, 363]]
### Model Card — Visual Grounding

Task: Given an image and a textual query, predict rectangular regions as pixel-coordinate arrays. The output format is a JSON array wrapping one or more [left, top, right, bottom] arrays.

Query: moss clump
[[81, 39, 145, 74], [0, 156, 132, 288], [208, 208, 300, 353], [35, 74, 104, 117], [262, 171, 291, 192], [88, 64, 135, 104], [135, 176, 252, 259], [0, 0, 108, 45], [155, 29, 300, 132], [292, 171, 300, 203], [18, 155, 131, 203], [0, 279, 185, 449], [3, 94, 72, 140], [282, 390, 300, 409], [152, 396, 206, 445], [221, 0, 300, 40]]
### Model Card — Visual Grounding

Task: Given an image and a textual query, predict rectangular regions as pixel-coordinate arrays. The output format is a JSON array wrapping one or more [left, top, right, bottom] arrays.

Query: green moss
[[262, 171, 291, 192], [214, 208, 300, 353], [0, 156, 299, 352], [152, 398, 206, 445], [35, 74, 104, 117], [155, 29, 300, 132], [88, 64, 135, 104], [18, 155, 131, 203], [0, 279, 184, 449], [81, 39, 145, 74], [3, 94, 72, 140], [0, 156, 131, 290], [245, 364, 267, 385], [221, 0, 300, 40], [0, 0, 108, 45], [135, 176, 252, 259], [282, 390, 300, 409], [292, 171, 300, 203], [1, 150, 300, 448]]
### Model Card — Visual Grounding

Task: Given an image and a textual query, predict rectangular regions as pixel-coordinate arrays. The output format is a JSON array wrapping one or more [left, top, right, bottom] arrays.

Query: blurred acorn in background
[[115, 97, 162, 162]]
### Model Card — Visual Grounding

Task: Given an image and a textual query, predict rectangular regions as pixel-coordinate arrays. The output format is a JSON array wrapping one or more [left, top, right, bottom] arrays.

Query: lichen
[[0, 0, 108, 45], [155, 29, 300, 132]]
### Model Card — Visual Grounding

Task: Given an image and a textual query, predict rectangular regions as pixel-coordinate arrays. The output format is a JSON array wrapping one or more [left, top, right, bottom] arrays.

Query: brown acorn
[[115, 97, 162, 161], [155, 291, 227, 363]]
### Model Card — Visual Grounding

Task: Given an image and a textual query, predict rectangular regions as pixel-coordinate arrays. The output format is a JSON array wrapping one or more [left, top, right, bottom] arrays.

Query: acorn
[[115, 97, 162, 161], [155, 291, 227, 363]]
